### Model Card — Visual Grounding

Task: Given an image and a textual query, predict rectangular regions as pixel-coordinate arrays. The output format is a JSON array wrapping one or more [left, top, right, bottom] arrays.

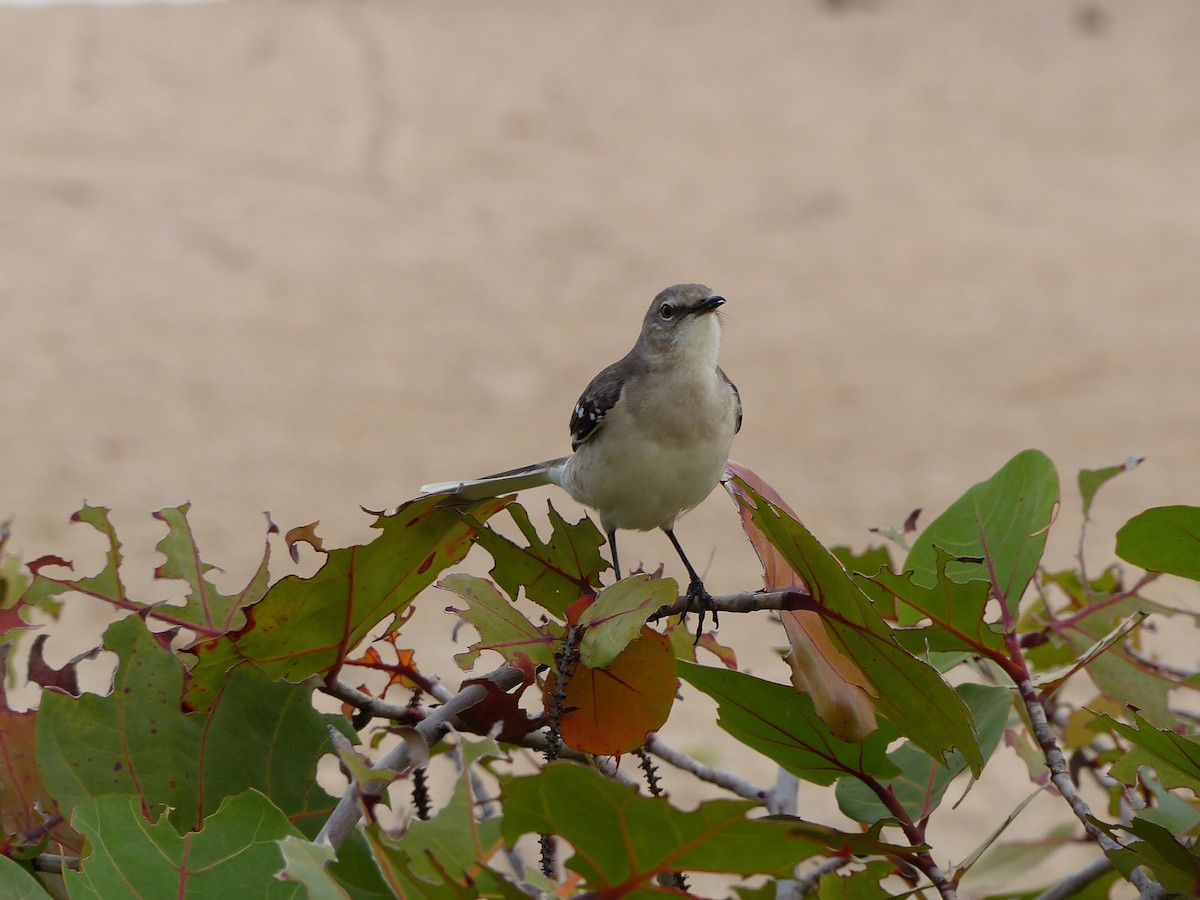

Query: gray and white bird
[[421, 283, 742, 632]]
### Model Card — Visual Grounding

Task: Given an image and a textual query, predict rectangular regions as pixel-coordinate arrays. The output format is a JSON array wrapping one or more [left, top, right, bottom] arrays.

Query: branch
[[644, 733, 769, 803], [647, 589, 809, 622], [1006, 635, 1166, 898], [1033, 855, 1113, 900], [316, 664, 524, 850]]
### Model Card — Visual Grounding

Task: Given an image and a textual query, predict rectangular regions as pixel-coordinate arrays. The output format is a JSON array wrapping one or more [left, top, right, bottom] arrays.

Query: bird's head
[[638, 283, 726, 363]]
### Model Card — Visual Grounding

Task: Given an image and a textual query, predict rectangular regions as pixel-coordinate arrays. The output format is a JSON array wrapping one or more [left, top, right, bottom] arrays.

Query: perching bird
[[422, 283, 742, 635]]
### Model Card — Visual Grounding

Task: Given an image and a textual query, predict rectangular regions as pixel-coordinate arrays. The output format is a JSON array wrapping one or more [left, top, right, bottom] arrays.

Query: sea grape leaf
[[545, 626, 676, 756], [870, 546, 1003, 656], [814, 859, 893, 899], [578, 574, 678, 669], [678, 661, 900, 786], [0, 645, 83, 854], [1078, 456, 1142, 519], [835, 683, 1011, 825], [276, 836, 349, 900], [724, 476, 982, 775], [38, 615, 351, 835], [22, 505, 127, 613], [1094, 815, 1200, 896], [379, 737, 508, 888], [722, 461, 878, 744], [834, 544, 897, 620], [187, 495, 507, 709], [440, 573, 558, 670], [472, 500, 608, 618], [360, 833, 501, 900], [63, 791, 302, 899], [151, 503, 272, 638], [501, 762, 909, 890], [0, 855, 53, 899], [1116, 505, 1200, 581], [905, 449, 1059, 615], [197, 663, 353, 833], [1099, 710, 1200, 796], [21, 505, 273, 641], [38, 615, 204, 830]]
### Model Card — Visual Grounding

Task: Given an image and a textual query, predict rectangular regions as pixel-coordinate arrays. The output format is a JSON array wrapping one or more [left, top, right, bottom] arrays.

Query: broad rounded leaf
[[545, 626, 676, 756], [1115, 505, 1200, 581]]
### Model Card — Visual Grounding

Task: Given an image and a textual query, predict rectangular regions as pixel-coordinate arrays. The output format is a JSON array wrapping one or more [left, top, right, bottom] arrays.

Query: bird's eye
[[659, 303, 675, 320]]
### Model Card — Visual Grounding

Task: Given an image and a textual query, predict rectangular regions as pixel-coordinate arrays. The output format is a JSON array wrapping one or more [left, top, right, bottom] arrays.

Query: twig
[[1032, 855, 1113, 900], [323, 679, 423, 723], [644, 733, 769, 802], [647, 589, 809, 622], [315, 664, 524, 850], [790, 857, 850, 897]]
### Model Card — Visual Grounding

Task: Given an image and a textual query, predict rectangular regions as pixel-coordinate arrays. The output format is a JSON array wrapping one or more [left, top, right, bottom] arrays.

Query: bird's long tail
[[420, 457, 567, 502]]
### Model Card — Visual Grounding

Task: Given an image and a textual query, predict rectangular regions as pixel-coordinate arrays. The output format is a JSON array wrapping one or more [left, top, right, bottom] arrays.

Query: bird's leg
[[663, 528, 716, 643], [607, 530, 622, 582]]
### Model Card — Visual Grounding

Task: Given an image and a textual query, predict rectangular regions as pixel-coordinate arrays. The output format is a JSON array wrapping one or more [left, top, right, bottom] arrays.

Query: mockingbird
[[422, 283, 742, 635]]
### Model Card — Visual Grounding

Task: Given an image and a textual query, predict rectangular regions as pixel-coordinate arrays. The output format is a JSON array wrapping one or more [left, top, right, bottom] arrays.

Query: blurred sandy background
[[3, 0, 1199, 893]]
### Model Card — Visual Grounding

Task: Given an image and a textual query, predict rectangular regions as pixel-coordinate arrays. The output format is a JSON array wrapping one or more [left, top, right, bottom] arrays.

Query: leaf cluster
[[0, 450, 1197, 898]]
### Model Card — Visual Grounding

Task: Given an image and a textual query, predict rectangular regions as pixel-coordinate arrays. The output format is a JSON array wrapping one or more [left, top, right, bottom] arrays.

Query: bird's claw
[[678, 576, 717, 645]]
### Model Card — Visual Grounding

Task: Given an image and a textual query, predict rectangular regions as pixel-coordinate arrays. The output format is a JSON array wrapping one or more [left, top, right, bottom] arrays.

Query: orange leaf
[[723, 461, 877, 742], [545, 627, 676, 756]]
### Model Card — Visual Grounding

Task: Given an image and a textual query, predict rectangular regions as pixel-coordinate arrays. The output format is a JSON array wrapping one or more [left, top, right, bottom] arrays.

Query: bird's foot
[[679, 576, 718, 644]]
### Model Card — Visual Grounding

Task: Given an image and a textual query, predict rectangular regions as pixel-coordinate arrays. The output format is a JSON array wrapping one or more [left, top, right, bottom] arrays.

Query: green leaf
[[378, 737, 509, 888], [440, 574, 558, 670], [187, 494, 507, 707], [726, 477, 983, 775], [38, 616, 351, 835], [833, 545, 896, 619], [869, 546, 1004, 655], [1116, 505, 1200, 581], [0, 855, 53, 900], [906, 449, 1059, 614], [473, 501, 608, 618], [198, 664, 353, 832], [1094, 815, 1200, 895], [22, 505, 126, 612], [836, 684, 1011, 825], [151, 503, 272, 639], [63, 791, 302, 899], [816, 860, 893, 899], [501, 762, 909, 890], [1078, 456, 1142, 519], [1099, 710, 1200, 796], [276, 836, 351, 900], [579, 574, 678, 668], [678, 661, 901, 786], [38, 616, 204, 830]]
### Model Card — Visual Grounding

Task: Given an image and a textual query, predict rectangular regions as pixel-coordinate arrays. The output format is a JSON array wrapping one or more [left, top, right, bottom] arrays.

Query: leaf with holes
[[473, 501, 608, 618], [905, 449, 1059, 616], [186, 495, 508, 710], [441, 573, 558, 670]]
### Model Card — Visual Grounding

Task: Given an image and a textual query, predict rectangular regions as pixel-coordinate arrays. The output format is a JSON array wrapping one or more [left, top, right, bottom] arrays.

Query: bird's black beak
[[693, 295, 726, 316]]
